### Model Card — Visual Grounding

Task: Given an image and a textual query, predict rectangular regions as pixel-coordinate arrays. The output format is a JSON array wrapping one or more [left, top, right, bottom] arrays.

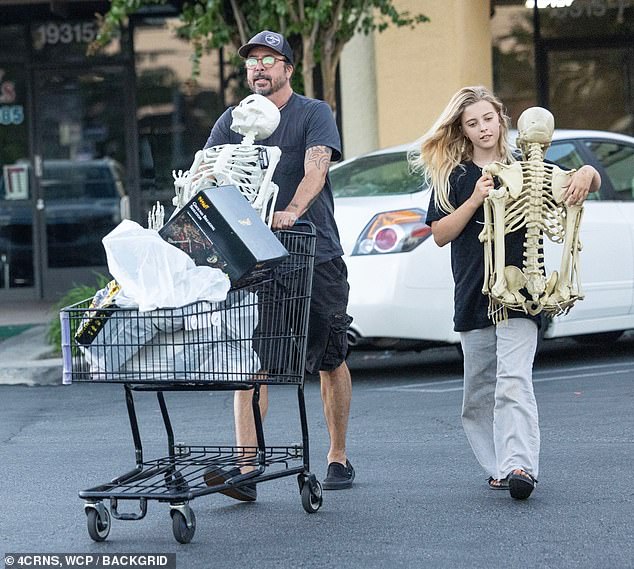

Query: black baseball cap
[[238, 30, 294, 66]]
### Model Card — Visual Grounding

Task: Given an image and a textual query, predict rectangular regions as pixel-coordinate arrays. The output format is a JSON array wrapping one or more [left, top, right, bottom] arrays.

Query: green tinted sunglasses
[[245, 55, 286, 69]]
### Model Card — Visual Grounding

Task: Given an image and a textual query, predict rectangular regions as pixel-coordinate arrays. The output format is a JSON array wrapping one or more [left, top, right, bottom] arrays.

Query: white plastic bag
[[174, 290, 261, 381], [103, 220, 230, 311]]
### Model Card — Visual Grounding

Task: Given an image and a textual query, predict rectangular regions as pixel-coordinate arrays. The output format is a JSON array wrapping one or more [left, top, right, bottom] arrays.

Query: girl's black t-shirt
[[425, 161, 539, 332]]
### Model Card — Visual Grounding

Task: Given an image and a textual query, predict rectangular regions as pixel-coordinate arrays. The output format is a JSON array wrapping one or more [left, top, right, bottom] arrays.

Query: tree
[[91, 0, 428, 112]]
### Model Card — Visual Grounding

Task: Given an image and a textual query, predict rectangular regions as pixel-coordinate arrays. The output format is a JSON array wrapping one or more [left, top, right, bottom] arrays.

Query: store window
[[0, 56, 32, 289], [492, 1, 634, 135], [534, 0, 634, 39], [134, 18, 246, 216], [492, 2, 537, 123]]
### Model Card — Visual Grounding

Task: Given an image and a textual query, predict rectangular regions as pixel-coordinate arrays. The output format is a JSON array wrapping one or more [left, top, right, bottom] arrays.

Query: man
[[203, 30, 354, 499]]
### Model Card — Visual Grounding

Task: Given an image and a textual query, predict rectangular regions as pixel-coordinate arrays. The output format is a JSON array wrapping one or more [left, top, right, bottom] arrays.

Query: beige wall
[[339, 32, 380, 161], [340, 0, 492, 159]]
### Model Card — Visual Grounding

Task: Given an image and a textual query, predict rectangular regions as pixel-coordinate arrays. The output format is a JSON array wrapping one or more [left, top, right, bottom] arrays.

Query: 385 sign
[[0, 69, 23, 126], [0, 106, 23, 126]]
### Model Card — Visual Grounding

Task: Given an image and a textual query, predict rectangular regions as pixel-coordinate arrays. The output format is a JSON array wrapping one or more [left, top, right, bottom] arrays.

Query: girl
[[412, 86, 600, 499]]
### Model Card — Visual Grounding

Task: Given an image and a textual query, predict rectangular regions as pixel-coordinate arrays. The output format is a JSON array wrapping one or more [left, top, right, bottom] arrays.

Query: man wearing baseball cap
[[237, 30, 295, 65], [203, 30, 355, 499]]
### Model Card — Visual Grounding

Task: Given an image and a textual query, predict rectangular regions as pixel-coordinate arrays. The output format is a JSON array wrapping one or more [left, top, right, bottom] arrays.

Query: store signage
[[0, 69, 24, 126], [32, 21, 98, 50], [3, 164, 29, 200], [546, 0, 632, 20]]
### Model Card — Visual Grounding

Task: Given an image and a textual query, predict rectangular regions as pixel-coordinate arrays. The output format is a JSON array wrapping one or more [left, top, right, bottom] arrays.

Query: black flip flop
[[508, 469, 536, 500]]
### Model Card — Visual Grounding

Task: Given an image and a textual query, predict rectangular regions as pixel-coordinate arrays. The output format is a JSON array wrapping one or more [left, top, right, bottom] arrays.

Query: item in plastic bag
[[174, 291, 261, 381], [75, 280, 121, 346], [81, 304, 204, 379], [81, 308, 157, 379], [103, 219, 230, 312]]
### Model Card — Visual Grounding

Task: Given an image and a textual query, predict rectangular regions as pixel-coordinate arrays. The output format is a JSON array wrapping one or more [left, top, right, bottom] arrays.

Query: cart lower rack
[[60, 224, 322, 543]]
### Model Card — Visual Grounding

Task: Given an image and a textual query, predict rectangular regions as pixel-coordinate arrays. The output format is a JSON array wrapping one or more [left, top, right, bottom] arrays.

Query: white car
[[332, 130, 634, 351]]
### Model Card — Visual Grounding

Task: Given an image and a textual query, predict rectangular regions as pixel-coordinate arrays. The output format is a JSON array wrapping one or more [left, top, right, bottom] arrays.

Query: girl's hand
[[563, 165, 600, 205], [470, 173, 494, 206]]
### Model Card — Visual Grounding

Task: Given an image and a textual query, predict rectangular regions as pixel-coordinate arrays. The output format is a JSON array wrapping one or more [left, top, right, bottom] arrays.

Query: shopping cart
[[60, 224, 322, 544]]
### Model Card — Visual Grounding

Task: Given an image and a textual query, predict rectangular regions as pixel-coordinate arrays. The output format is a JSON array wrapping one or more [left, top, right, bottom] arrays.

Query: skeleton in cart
[[478, 106, 584, 320], [148, 93, 282, 230], [79, 94, 283, 379]]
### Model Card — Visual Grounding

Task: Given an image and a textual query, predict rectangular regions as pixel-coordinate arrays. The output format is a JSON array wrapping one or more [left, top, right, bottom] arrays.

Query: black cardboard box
[[159, 185, 288, 286]]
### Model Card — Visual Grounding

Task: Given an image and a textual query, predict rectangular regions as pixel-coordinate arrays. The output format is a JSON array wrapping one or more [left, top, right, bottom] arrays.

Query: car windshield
[[42, 161, 121, 200], [331, 152, 424, 197]]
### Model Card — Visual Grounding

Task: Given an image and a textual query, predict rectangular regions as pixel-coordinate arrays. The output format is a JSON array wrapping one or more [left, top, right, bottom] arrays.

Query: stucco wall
[[340, 0, 492, 159]]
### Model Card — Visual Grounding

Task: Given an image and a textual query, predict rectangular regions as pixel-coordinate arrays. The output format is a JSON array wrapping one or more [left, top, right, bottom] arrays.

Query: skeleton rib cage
[[479, 140, 584, 320], [170, 144, 281, 226]]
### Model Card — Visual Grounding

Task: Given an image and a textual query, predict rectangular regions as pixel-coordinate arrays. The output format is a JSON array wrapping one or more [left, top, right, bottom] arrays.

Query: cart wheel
[[165, 471, 188, 493], [86, 507, 111, 542], [171, 508, 196, 544], [301, 479, 323, 513]]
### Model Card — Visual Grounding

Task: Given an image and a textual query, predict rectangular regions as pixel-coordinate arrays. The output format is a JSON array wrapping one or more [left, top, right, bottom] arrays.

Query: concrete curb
[[0, 324, 62, 386]]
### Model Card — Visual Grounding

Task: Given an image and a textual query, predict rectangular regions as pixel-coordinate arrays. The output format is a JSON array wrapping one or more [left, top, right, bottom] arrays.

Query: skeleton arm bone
[[251, 146, 281, 226], [544, 204, 584, 307]]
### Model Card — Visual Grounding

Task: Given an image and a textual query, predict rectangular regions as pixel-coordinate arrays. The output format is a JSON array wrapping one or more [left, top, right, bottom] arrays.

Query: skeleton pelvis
[[491, 265, 527, 304]]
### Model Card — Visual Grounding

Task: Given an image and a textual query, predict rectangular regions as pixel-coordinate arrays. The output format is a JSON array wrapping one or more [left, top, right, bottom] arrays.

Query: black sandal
[[508, 469, 537, 500], [487, 476, 509, 490]]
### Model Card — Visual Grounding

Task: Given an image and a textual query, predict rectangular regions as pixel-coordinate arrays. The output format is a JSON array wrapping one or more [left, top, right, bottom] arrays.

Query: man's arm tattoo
[[305, 145, 332, 173]]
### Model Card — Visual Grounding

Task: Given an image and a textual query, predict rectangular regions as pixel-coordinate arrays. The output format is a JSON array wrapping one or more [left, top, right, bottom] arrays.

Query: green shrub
[[47, 273, 111, 353]]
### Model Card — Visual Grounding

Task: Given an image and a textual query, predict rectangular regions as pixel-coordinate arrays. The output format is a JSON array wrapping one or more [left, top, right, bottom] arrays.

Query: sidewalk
[[0, 300, 62, 386]]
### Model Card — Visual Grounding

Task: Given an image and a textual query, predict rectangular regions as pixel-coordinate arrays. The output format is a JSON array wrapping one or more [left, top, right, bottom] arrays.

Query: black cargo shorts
[[252, 256, 352, 375], [305, 257, 353, 374]]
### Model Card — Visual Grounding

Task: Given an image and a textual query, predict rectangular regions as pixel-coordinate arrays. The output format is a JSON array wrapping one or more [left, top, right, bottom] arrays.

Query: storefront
[[0, 1, 236, 301], [492, 0, 634, 133]]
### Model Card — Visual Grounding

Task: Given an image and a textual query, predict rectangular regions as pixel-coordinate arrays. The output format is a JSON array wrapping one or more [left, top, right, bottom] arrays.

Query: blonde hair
[[410, 86, 515, 214]]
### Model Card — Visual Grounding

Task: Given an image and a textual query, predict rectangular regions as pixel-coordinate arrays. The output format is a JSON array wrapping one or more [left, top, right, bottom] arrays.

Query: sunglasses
[[245, 55, 286, 69]]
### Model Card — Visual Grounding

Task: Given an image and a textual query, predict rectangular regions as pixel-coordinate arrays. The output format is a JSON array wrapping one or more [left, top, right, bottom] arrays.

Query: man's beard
[[248, 73, 287, 96]]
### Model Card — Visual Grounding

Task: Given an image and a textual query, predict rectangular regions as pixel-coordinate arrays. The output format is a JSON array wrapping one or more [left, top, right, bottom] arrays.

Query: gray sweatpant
[[459, 318, 540, 480]]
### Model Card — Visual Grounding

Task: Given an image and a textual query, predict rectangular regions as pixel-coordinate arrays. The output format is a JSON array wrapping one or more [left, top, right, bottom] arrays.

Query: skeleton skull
[[230, 94, 280, 142], [516, 106, 555, 151]]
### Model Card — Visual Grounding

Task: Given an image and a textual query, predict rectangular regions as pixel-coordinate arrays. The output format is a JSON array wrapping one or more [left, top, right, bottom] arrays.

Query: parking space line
[[372, 366, 633, 393]]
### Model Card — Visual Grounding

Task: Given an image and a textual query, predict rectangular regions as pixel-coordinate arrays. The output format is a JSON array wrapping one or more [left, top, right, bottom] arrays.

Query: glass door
[[547, 46, 634, 134], [0, 61, 34, 296], [33, 66, 131, 299]]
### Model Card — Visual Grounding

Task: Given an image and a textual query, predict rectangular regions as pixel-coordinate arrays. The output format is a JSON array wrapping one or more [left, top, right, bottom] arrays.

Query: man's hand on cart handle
[[273, 210, 298, 229]]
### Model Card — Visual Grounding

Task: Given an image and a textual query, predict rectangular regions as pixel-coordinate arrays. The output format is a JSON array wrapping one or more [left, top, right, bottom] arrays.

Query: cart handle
[[285, 220, 316, 236]]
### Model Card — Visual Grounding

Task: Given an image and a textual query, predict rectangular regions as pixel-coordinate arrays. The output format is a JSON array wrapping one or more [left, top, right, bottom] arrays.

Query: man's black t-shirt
[[205, 93, 343, 264], [425, 161, 539, 332]]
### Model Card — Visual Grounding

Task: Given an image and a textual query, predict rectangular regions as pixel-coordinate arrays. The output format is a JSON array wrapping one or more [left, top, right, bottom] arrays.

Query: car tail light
[[352, 208, 432, 255]]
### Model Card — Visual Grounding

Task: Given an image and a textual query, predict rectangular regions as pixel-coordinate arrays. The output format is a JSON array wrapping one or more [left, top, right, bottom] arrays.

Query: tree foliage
[[91, 0, 428, 111]]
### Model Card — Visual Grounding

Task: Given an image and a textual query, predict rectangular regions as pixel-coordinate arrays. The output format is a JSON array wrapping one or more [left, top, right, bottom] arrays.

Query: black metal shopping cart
[[60, 224, 322, 544]]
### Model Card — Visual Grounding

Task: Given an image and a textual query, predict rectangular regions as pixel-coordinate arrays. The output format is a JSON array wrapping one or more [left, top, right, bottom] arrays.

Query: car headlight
[[352, 208, 432, 255]]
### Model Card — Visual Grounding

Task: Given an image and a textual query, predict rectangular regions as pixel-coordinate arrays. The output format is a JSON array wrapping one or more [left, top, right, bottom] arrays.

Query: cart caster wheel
[[165, 471, 188, 493], [86, 506, 111, 542], [171, 508, 196, 544], [301, 479, 323, 513]]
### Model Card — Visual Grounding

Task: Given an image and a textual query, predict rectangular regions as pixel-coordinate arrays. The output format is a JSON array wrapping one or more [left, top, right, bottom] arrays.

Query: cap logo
[[264, 33, 282, 47]]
